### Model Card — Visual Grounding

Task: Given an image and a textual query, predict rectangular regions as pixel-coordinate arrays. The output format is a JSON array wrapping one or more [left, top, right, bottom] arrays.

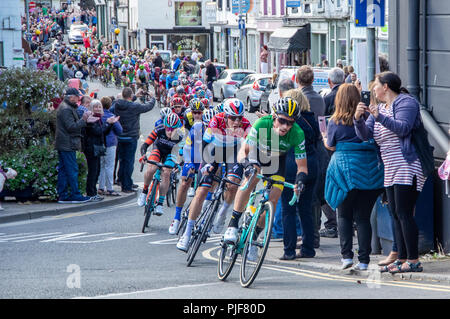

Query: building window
[[304, 3, 311, 13], [175, 1, 202, 27], [150, 35, 165, 50], [318, 0, 323, 9]]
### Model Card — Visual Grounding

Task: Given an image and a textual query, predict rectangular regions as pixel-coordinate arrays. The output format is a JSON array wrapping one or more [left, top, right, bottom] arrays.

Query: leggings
[[385, 179, 421, 260]]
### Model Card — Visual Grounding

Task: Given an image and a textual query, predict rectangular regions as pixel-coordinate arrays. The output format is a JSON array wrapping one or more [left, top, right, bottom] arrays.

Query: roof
[[267, 23, 311, 53]]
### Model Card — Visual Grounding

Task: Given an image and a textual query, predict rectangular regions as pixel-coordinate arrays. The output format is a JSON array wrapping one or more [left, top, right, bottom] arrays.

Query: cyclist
[[154, 106, 173, 128], [166, 70, 178, 91], [169, 101, 210, 234], [176, 98, 251, 251], [136, 64, 149, 92], [221, 97, 308, 247], [112, 55, 121, 83], [181, 79, 192, 95], [138, 113, 184, 216], [152, 66, 161, 100]]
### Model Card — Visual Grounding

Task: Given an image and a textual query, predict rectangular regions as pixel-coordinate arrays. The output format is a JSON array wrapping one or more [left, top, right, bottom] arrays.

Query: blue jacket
[[325, 140, 384, 210], [102, 109, 123, 147]]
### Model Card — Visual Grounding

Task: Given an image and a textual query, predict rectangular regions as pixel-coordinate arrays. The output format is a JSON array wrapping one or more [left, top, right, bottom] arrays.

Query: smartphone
[[318, 116, 327, 134], [361, 91, 371, 106]]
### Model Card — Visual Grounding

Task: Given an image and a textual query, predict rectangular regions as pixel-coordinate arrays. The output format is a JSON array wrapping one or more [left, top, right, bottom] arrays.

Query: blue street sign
[[238, 19, 245, 30], [232, 0, 250, 14], [355, 0, 385, 27], [286, 0, 301, 8]]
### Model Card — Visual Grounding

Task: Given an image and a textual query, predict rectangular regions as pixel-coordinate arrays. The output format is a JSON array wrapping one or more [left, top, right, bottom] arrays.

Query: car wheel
[[220, 90, 225, 102], [246, 98, 253, 113]]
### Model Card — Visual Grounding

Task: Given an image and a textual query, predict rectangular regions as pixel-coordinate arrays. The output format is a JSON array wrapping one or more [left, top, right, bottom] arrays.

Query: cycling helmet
[[162, 69, 168, 74], [176, 85, 185, 95], [200, 98, 210, 108], [171, 80, 179, 87], [139, 65, 145, 70], [154, 66, 160, 72], [171, 97, 184, 107], [164, 112, 182, 128], [75, 71, 83, 79], [160, 107, 172, 119], [189, 98, 204, 111], [185, 94, 195, 102], [223, 98, 245, 117], [194, 80, 203, 87], [214, 102, 224, 113], [192, 74, 199, 80], [272, 97, 300, 119], [181, 79, 189, 85], [203, 108, 218, 125]]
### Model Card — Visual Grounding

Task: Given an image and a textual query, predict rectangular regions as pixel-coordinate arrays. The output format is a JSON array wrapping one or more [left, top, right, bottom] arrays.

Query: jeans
[[98, 146, 117, 191], [281, 153, 318, 257], [337, 188, 383, 264], [273, 199, 302, 239], [385, 179, 421, 260], [57, 151, 82, 200], [117, 138, 138, 191]]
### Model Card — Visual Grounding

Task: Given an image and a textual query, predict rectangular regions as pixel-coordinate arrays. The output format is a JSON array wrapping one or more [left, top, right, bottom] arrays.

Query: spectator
[[83, 99, 120, 201], [63, 61, 74, 81], [345, 65, 355, 83], [354, 71, 426, 273], [191, 48, 199, 63], [295, 65, 329, 248], [260, 45, 269, 74], [280, 89, 321, 260], [153, 51, 164, 69], [323, 84, 384, 270], [98, 97, 123, 197], [324, 67, 345, 116], [55, 88, 92, 204], [77, 95, 91, 118], [322, 59, 329, 68], [205, 60, 217, 91], [114, 87, 156, 192], [172, 54, 181, 71]]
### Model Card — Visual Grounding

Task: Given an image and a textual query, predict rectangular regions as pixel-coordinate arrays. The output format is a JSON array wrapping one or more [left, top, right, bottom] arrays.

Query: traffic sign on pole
[[355, 0, 385, 27]]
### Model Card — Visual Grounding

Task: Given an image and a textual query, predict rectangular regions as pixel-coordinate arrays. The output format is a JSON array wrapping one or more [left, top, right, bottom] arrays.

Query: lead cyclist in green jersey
[[222, 97, 309, 245]]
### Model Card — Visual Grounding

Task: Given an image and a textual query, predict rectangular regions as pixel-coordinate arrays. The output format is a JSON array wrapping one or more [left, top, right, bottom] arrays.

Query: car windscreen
[[231, 72, 252, 81], [258, 78, 270, 87]]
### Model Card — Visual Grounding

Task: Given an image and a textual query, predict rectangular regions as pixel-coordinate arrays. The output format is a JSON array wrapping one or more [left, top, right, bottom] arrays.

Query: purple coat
[[354, 93, 420, 164], [102, 109, 123, 147]]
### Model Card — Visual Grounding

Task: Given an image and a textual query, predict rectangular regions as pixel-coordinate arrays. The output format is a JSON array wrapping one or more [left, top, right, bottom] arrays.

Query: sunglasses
[[172, 105, 183, 109], [192, 111, 203, 115], [165, 126, 176, 131], [276, 116, 295, 127], [227, 115, 243, 122]]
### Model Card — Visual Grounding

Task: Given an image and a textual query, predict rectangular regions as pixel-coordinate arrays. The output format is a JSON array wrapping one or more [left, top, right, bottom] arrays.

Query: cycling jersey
[[183, 121, 205, 164], [166, 75, 178, 90], [137, 69, 148, 82], [143, 124, 184, 161], [245, 115, 306, 160], [112, 59, 121, 68], [204, 112, 251, 148]]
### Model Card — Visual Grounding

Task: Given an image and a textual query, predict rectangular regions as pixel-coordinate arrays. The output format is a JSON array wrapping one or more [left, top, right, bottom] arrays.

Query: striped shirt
[[374, 104, 425, 191]]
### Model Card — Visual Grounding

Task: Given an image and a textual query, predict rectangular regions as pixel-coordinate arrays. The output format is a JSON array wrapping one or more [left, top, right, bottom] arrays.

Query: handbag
[[93, 144, 106, 157], [411, 115, 435, 178]]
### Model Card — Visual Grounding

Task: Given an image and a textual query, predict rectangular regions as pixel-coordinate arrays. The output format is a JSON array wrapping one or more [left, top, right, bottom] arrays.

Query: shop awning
[[267, 23, 311, 53]]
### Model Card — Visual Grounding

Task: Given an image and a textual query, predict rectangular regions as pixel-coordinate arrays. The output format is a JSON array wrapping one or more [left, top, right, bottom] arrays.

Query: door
[[236, 75, 253, 101]]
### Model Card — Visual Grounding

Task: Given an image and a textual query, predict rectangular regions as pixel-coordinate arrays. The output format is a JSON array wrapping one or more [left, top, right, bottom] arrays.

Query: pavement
[[2, 189, 450, 285]]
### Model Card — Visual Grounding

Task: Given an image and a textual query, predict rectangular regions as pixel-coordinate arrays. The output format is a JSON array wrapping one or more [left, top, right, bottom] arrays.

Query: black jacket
[[83, 119, 113, 156], [324, 84, 341, 116], [206, 64, 217, 82], [55, 100, 86, 152], [113, 98, 155, 139], [301, 86, 326, 120]]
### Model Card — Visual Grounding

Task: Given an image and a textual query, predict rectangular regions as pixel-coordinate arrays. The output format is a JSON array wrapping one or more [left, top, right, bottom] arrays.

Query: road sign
[[355, 0, 385, 27], [232, 0, 251, 14], [286, 0, 301, 8], [238, 19, 245, 30], [29, 1, 36, 9]]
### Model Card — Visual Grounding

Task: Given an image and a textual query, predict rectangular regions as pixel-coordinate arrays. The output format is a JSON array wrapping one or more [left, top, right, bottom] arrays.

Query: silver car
[[213, 69, 255, 101], [69, 24, 88, 44], [235, 73, 272, 113]]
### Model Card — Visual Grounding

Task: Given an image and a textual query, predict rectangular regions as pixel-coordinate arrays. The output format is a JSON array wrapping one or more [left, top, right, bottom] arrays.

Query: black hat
[[65, 88, 82, 96]]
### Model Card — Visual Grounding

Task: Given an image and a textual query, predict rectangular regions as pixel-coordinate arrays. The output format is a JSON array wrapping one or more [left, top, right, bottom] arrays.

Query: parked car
[[235, 73, 272, 113], [68, 24, 88, 44], [213, 63, 227, 76], [261, 66, 330, 112], [158, 50, 172, 68], [212, 69, 255, 101]]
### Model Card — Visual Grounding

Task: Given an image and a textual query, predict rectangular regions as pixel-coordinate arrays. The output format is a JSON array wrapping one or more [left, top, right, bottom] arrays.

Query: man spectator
[[77, 95, 91, 118], [191, 48, 199, 63], [296, 65, 326, 120], [324, 67, 345, 116], [205, 60, 217, 91], [153, 51, 164, 69], [55, 88, 93, 204], [278, 78, 295, 97], [63, 61, 74, 81], [114, 87, 156, 193], [172, 54, 181, 71]]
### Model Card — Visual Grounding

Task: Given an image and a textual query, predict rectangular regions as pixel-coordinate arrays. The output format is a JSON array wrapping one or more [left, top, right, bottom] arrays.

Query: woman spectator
[[98, 97, 122, 197], [354, 71, 426, 273], [323, 83, 384, 270], [279, 89, 322, 260], [83, 99, 120, 201]]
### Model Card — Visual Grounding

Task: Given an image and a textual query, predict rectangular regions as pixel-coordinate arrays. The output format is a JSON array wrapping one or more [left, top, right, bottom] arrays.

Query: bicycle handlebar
[[140, 157, 178, 171]]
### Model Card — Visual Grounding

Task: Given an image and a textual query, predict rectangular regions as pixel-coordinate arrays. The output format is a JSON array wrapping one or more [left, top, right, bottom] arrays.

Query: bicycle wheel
[[186, 199, 219, 267], [217, 240, 238, 281], [141, 180, 158, 233], [240, 201, 274, 288], [177, 207, 188, 238]]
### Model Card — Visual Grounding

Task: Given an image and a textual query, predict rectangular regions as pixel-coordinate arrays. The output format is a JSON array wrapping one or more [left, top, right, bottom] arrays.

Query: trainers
[[154, 204, 164, 216], [69, 195, 92, 204], [319, 228, 338, 238], [341, 258, 354, 269], [223, 227, 239, 244], [137, 191, 147, 207], [176, 234, 190, 252], [212, 213, 227, 234], [188, 187, 195, 197], [246, 245, 259, 262], [90, 195, 104, 202], [353, 263, 369, 271], [168, 219, 180, 235]]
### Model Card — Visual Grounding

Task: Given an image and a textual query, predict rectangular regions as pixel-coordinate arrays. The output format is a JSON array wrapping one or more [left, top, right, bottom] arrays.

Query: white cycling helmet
[[75, 71, 83, 79], [223, 98, 245, 117], [160, 107, 172, 119], [202, 108, 218, 125]]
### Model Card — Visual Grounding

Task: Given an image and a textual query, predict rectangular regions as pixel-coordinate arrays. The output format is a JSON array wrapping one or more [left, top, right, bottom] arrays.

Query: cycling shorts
[[181, 163, 200, 179], [199, 162, 243, 188], [147, 148, 176, 168], [257, 154, 287, 191]]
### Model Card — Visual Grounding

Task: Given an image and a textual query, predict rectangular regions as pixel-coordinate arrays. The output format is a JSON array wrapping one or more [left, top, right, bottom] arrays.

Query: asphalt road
[[1, 82, 450, 299]]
